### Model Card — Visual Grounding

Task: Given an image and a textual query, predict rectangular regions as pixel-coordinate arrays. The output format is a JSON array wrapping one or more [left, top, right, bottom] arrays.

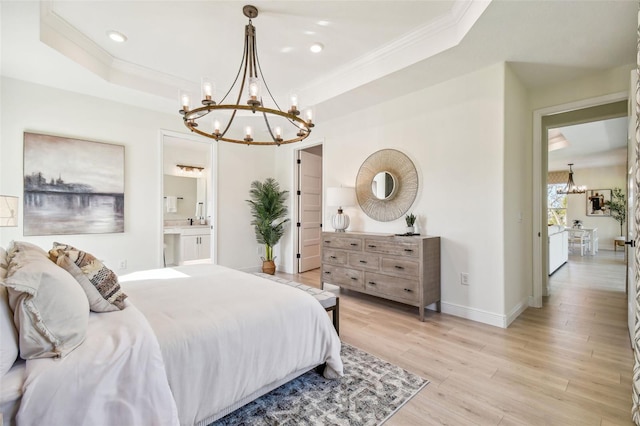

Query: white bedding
[[15, 300, 179, 426], [120, 264, 343, 426]]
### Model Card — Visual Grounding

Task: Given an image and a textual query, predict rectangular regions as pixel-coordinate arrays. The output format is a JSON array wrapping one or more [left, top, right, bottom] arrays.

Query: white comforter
[[121, 265, 343, 426], [16, 300, 179, 426]]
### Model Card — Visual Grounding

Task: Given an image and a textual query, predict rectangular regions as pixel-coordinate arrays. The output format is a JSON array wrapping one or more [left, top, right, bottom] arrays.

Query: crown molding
[[300, 0, 492, 106], [39, 1, 194, 101], [38, 0, 491, 110]]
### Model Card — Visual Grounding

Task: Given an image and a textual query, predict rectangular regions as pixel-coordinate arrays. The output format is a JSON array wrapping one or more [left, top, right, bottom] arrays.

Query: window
[[548, 183, 567, 226]]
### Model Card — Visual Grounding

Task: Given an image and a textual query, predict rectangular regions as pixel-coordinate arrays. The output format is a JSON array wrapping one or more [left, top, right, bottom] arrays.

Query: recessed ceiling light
[[304, 30, 316, 35], [107, 30, 127, 43], [280, 46, 293, 53], [310, 43, 324, 53], [316, 20, 330, 26]]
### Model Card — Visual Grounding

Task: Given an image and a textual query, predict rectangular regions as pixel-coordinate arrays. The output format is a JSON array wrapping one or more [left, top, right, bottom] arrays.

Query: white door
[[628, 69, 638, 339], [298, 150, 322, 272]]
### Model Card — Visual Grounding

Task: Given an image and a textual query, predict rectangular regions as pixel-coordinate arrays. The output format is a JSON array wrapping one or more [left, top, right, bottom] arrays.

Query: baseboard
[[440, 302, 506, 328], [505, 297, 529, 327], [237, 265, 262, 273]]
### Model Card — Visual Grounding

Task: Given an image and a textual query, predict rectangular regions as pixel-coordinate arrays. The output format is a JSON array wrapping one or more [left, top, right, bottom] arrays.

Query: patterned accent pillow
[[49, 243, 127, 312]]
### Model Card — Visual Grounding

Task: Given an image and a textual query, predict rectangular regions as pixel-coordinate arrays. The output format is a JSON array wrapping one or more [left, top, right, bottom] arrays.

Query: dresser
[[320, 232, 440, 321]]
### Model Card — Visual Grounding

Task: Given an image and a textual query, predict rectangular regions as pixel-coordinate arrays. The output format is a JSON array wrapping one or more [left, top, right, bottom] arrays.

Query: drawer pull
[[350, 243, 358, 246], [404, 248, 414, 252], [350, 277, 358, 281], [324, 240, 331, 244], [359, 260, 367, 264], [368, 281, 376, 285], [403, 288, 413, 293], [324, 271, 331, 275], [368, 244, 377, 248], [330, 256, 337, 259], [394, 265, 405, 270]]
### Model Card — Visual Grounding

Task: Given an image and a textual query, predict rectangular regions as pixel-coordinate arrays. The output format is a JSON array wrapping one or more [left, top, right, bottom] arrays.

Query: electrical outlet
[[119, 260, 127, 270], [460, 272, 469, 286]]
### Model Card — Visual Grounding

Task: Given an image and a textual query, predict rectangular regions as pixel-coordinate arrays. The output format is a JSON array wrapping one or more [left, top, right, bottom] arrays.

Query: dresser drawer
[[381, 257, 419, 277], [322, 265, 364, 290], [364, 239, 419, 257], [322, 249, 347, 265], [364, 272, 419, 302], [323, 235, 362, 251], [347, 252, 380, 270]]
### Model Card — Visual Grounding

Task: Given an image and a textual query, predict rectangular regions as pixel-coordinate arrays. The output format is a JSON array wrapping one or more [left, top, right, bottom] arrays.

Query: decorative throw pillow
[[0, 246, 8, 273], [49, 243, 127, 312], [0, 285, 19, 375], [4, 243, 89, 359]]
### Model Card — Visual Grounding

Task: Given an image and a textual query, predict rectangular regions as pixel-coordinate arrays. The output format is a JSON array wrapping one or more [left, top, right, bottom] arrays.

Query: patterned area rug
[[212, 343, 428, 426]]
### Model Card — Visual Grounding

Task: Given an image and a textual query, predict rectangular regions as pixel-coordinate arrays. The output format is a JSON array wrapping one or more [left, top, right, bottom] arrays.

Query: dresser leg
[[419, 306, 425, 322], [436, 300, 441, 313]]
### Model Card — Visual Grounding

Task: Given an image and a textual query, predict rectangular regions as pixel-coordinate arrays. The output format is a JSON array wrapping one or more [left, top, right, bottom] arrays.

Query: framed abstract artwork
[[23, 132, 125, 236], [585, 189, 611, 217]]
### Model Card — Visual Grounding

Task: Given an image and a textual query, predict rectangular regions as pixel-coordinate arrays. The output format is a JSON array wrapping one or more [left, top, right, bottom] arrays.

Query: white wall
[[503, 64, 533, 324], [215, 143, 276, 270], [567, 165, 627, 248], [278, 63, 513, 326], [530, 64, 634, 110], [0, 77, 274, 273]]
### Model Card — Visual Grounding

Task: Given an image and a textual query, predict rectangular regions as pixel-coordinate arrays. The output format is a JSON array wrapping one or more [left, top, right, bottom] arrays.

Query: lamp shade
[[326, 187, 356, 208], [0, 195, 18, 227]]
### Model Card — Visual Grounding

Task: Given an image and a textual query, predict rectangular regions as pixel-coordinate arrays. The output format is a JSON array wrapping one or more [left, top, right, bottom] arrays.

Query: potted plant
[[246, 178, 290, 274], [405, 213, 416, 235], [605, 187, 626, 236]]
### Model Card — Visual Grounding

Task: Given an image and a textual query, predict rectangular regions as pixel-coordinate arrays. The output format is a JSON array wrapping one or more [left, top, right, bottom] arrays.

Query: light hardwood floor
[[277, 249, 634, 425]]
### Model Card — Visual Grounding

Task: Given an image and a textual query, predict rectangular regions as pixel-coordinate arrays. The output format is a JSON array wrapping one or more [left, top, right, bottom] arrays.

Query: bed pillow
[[4, 243, 89, 359], [49, 243, 127, 312], [0, 246, 8, 275], [0, 284, 19, 375]]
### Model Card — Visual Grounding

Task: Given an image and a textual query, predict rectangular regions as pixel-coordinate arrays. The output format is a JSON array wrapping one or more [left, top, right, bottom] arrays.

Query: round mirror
[[356, 149, 418, 222], [371, 171, 396, 200]]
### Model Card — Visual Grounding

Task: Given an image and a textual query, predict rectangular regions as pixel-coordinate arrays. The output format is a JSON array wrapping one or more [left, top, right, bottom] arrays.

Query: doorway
[[533, 93, 629, 307], [295, 144, 323, 273], [160, 130, 217, 267]]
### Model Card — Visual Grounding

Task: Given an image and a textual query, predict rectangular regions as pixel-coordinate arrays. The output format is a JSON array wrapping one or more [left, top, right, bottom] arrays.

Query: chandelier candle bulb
[[180, 91, 191, 113], [305, 108, 314, 127], [201, 78, 215, 105]]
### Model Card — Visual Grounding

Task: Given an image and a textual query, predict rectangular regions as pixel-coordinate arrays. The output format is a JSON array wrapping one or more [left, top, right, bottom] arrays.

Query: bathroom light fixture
[[176, 164, 205, 177], [178, 5, 315, 146], [326, 187, 356, 232], [0, 195, 18, 227], [557, 163, 586, 194]]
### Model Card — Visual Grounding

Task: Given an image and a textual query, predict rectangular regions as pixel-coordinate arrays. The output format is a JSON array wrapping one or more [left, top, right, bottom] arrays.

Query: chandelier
[[178, 5, 314, 146], [557, 163, 586, 194]]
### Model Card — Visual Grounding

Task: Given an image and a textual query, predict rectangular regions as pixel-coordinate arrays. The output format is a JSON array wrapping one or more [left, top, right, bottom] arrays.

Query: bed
[[0, 242, 343, 426]]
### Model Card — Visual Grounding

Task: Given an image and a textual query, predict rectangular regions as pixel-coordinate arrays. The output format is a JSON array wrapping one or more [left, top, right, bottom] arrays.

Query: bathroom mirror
[[164, 175, 206, 220], [371, 171, 396, 200], [356, 149, 418, 222]]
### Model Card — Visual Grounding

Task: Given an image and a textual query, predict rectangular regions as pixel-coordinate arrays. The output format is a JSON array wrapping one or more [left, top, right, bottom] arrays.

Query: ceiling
[[548, 117, 629, 172], [0, 0, 637, 140]]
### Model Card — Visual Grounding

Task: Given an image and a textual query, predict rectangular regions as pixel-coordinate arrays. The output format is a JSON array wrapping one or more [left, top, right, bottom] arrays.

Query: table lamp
[[326, 187, 356, 232]]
